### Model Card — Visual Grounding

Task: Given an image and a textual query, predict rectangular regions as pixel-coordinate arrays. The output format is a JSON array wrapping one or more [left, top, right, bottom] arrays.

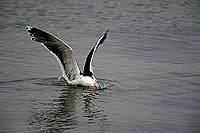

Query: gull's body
[[26, 26, 109, 90], [71, 76, 95, 86]]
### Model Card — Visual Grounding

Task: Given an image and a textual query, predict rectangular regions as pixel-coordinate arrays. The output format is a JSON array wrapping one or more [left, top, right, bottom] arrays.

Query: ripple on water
[[6, 77, 122, 132]]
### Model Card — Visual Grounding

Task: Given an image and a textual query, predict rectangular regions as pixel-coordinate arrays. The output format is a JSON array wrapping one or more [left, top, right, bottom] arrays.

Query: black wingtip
[[95, 29, 109, 47], [25, 25, 32, 32], [105, 29, 109, 35]]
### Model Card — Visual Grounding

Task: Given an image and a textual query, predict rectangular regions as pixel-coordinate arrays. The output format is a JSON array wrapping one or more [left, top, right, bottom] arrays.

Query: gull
[[26, 26, 109, 91]]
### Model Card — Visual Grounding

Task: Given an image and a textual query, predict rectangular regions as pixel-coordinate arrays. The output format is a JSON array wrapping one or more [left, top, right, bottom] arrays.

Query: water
[[0, 0, 200, 132]]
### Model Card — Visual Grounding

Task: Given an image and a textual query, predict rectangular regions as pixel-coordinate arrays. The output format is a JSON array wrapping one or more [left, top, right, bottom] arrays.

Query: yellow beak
[[93, 83, 99, 92]]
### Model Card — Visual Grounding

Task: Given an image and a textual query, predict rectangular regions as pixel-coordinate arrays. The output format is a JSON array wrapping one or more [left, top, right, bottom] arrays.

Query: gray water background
[[0, 0, 200, 132]]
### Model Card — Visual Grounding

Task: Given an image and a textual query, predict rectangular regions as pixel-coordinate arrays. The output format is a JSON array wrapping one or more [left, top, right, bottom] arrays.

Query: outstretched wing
[[26, 26, 81, 82], [83, 29, 109, 79]]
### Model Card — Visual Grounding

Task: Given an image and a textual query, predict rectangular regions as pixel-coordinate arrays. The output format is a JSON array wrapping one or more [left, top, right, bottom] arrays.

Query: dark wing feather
[[26, 26, 81, 82], [83, 29, 109, 78]]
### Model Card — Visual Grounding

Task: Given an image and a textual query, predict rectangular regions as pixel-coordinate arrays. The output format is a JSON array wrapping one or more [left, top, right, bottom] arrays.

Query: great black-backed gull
[[26, 26, 109, 91]]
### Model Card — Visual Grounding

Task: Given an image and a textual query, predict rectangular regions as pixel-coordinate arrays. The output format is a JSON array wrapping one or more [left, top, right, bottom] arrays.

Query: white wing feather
[[26, 26, 81, 83]]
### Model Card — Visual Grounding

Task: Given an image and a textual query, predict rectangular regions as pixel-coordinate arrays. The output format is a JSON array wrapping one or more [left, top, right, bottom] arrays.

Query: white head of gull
[[26, 26, 109, 91]]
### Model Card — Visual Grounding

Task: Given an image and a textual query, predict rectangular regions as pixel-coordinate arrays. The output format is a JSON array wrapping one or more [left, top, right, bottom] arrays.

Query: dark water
[[1, 0, 200, 132]]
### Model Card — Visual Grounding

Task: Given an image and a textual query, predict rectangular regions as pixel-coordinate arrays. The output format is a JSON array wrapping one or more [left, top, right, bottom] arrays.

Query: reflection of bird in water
[[26, 26, 109, 91], [29, 86, 79, 132], [30, 85, 108, 132]]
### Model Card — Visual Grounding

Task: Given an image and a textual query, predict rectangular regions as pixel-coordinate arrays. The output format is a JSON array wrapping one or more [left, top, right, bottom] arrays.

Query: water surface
[[0, 0, 200, 132]]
